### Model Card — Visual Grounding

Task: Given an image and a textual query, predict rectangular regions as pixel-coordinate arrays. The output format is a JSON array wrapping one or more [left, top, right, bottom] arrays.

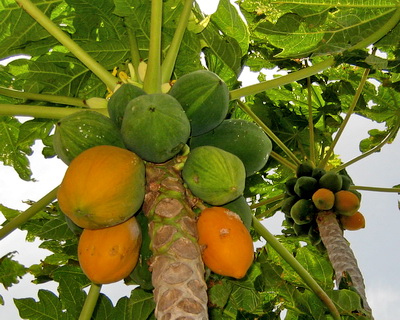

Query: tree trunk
[[316, 210, 373, 318], [143, 159, 208, 320]]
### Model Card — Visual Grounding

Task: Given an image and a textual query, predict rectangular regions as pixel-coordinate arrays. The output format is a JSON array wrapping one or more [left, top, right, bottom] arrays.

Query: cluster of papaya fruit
[[53, 70, 271, 282], [283, 162, 365, 243]]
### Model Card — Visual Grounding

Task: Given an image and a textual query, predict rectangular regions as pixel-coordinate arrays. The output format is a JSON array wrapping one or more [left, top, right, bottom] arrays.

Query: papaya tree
[[0, 0, 400, 319]]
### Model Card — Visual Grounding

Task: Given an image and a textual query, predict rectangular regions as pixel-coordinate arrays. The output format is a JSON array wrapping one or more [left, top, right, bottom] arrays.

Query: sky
[[1, 1, 400, 319]]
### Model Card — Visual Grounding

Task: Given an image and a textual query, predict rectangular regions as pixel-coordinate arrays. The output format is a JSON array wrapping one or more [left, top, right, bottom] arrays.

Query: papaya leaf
[[56, 277, 86, 319], [14, 289, 70, 320], [359, 128, 389, 153], [92, 294, 114, 320], [112, 288, 156, 320], [0, 252, 27, 289], [0, 116, 32, 180]]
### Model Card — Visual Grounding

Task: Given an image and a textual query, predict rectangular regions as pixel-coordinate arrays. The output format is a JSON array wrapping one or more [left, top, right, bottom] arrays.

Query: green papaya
[[285, 177, 298, 196], [296, 162, 314, 177], [223, 195, 253, 230], [281, 195, 299, 216], [311, 167, 326, 181], [293, 222, 310, 236], [340, 175, 352, 190], [308, 223, 321, 246], [169, 70, 229, 136], [294, 176, 318, 199], [107, 83, 146, 128], [182, 146, 246, 205], [290, 199, 316, 225], [53, 110, 125, 165], [190, 119, 272, 176], [121, 93, 190, 163], [319, 171, 343, 192]]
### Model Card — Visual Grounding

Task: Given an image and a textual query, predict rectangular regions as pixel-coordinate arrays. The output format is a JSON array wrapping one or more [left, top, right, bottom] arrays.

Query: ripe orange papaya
[[339, 211, 365, 231], [312, 188, 335, 211], [197, 207, 254, 279], [78, 216, 142, 284], [57, 145, 145, 229], [334, 190, 360, 216]]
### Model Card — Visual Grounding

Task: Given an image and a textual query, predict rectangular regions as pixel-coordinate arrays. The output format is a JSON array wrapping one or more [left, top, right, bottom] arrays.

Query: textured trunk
[[143, 159, 208, 320], [317, 211, 372, 318]]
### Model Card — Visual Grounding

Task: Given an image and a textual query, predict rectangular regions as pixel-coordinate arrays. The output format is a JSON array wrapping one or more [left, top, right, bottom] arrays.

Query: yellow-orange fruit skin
[[334, 190, 360, 216], [78, 216, 142, 284], [57, 145, 145, 229], [340, 211, 366, 231], [197, 207, 254, 279], [312, 188, 335, 210]]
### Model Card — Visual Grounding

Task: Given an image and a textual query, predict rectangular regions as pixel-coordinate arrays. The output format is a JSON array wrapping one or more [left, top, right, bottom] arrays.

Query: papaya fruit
[[311, 167, 326, 181], [340, 175, 352, 190], [223, 195, 253, 230], [169, 70, 229, 136], [121, 93, 190, 163], [318, 171, 343, 192], [285, 177, 298, 196], [107, 83, 146, 128], [294, 176, 318, 199], [190, 119, 272, 176], [290, 199, 316, 225], [293, 222, 310, 236], [197, 207, 254, 279], [312, 188, 335, 211], [53, 110, 125, 165], [296, 162, 314, 177], [78, 216, 142, 284], [340, 211, 365, 231], [308, 224, 321, 246], [334, 190, 360, 216], [57, 145, 145, 229], [182, 146, 246, 205], [281, 195, 299, 216]]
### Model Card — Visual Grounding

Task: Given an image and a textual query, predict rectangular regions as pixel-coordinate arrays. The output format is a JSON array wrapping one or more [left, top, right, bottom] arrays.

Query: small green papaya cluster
[[283, 162, 362, 242]]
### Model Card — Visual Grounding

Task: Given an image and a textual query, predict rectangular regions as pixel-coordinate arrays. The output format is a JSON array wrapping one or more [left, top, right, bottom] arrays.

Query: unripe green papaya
[[340, 175, 352, 190], [169, 70, 229, 136], [53, 110, 125, 165], [285, 177, 298, 196], [121, 93, 190, 163], [190, 119, 272, 176], [182, 146, 246, 205], [223, 196, 253, 230], [290, 199, 316, 225], [281, 195, 299, 216], [296, 162, 314, 177], [293, 222, 310, 236], [311, 167, 326, 181], [319, 171, 343, 192], [107, 83, 146, 128], [308, 224, 321, 246], [294, 176, 318, 199]]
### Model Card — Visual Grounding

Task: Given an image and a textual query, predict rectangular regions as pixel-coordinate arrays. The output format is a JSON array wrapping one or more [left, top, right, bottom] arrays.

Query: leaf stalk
[[78, 283, 102, 320]]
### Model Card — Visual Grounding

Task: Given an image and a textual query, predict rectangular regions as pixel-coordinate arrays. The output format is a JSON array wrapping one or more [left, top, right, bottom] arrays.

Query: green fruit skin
[[319, 171, 343, 192], [223, 196, 253, 230], [281, 195, 299, 216], [107, 83, 146, 128], [53, 110, 125, 165], [340, 175, 352, 190], [190, 119, 272, 177], [311, 167, 326, 181], [182, 146, 246, 206], [290, 199, 316, 225], [294, 176, 318, 199], [285, 177, 298, 196], [121, 93, 190, 163], [169, 70, 229, 136], [296, 162, 314, 177]]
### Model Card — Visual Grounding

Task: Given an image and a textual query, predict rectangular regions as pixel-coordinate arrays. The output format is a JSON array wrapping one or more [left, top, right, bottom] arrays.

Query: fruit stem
[[270, 151, 297, 172], [307, 77, 316, 164], [230, 57, 335, 100], [161, 0, 194, 84], [0, 186, 58, 241], [318, 67, 370, 169], [143, 0, 163, 93], [238, 100, 301, 167], [250, 193, 285, 209], [126, 26, 142, 82], [0, 87, 87, 107], [350, 185, 400, 193], [14, 0, 119, 91], [332, 118, 400, 172], [78, 283, 102, 320], [0, 104, 108, 119], [252, 216, 341, 320]]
